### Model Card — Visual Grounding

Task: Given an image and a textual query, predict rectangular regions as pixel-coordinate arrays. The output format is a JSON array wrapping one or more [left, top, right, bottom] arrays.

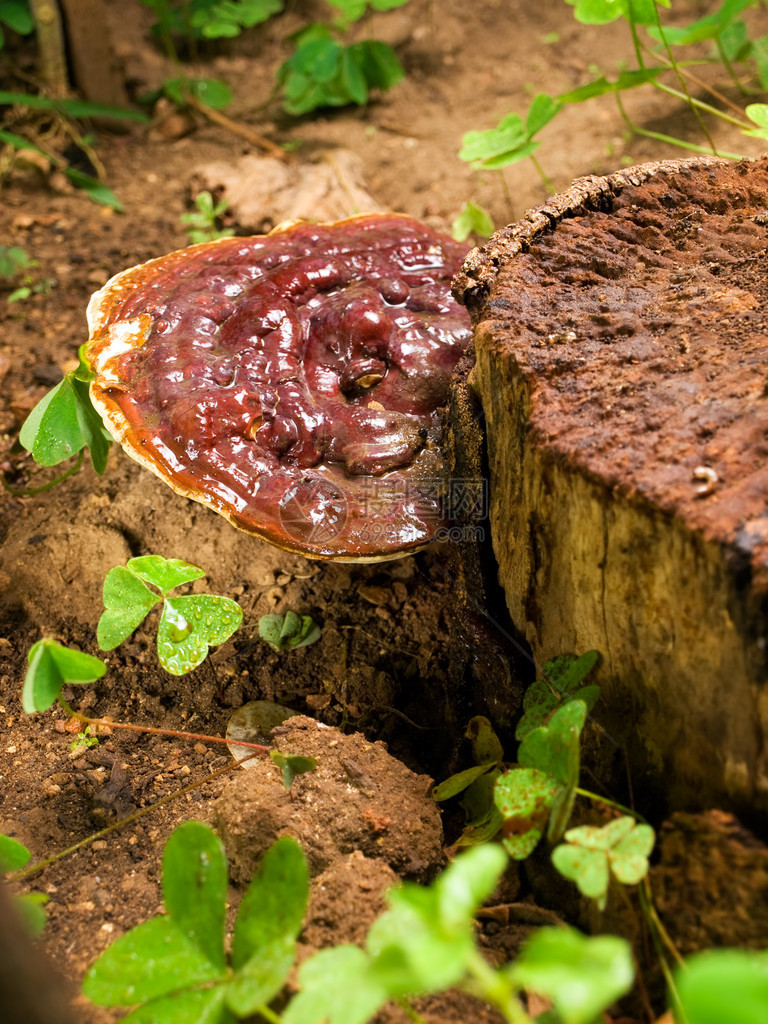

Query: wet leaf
[[157, 594, 242, 674], [162, 822, 228, 971], [227, 837, 309, 1014], [127, 555, 205, 594]]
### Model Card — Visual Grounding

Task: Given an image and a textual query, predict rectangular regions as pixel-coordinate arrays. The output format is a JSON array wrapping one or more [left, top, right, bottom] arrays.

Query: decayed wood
[[455, 155, 768, 814]]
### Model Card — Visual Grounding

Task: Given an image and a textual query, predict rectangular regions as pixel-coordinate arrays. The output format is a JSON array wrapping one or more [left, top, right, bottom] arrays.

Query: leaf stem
[[256, 1004, 284, 1024], [1, 451, 84, 496], [465, 951, 533, 1024], [63, 708, 271, 757], [529, 154, 555, 194], [574, 786, 647, 823]]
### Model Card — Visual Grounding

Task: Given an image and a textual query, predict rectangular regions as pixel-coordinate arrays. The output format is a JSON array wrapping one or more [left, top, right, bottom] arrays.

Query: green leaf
[[283, 945, 386, 1024], [494, 767, 558, 859], [558, 67, 664, 104], [227, 837, 309, 1015], [258, 611, 321, 652], [157, 594, 242, 674], [15, 891, 49, 938], [609, 822, 655, 884], [119, 986, 234, 1024], [744, 103, 768, 140], [646, 0, 753, 45], [19, 378, 86, 467], [675, 948, 768, 1024], [188, 77, 234, 110], [71, 376, 112, 473], [269, 750, 318, 791], [525, 92, 563, 136], [162, 822, 228, 971], [452, 201, 494, 242], [435, 842, 507, 930], [23, 639, 107, 713], [432, 762, 496, 802], [127, 555, 205, 594], [518, 700, 587, 785], [552, 844, 609, 905], [510, 926, 635, 1024], [366, 844, 507, 995], [466, 715, 505, 765], [516, 652, 600, 741], [0, 833, 31, 872], [357, 40, 404, 91], [452, 805, 504, 848], [0, 2, 35, 35], [83, 916, 227, 1006], [459, 112, 526, 164], [97, 566, 160, 651], [65, 168, 124, 212]]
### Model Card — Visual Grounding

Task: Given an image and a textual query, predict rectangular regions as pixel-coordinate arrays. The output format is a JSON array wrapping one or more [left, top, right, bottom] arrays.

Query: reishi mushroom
[[85, 214, 472, 560]]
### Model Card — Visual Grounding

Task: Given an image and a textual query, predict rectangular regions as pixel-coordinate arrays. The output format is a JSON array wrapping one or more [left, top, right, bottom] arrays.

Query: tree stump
[[453, 155, 768, 816]]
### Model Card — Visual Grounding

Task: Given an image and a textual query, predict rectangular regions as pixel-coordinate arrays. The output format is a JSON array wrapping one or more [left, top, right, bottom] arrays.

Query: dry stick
[[9, 752, 258, 882], [185, 94, 291, 162]]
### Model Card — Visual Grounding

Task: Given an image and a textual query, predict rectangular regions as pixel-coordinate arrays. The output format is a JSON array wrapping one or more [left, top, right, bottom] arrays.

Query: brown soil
[[1, 2, 767, 1021]]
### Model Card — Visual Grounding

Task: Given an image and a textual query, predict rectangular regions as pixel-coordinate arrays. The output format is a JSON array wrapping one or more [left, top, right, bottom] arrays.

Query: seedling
[[83, 823, 309, 1020], [0, 245, 53, 302], [70, 725, 99, 755], [434, 652, 600, 852], [22, 638, 107, 714], [269, 750, 318, 791], [284, 841, 635, 1024], [451, 200, 495, 242], [459, 0, 768, 201], [142, 0, 283, 58], [258, 611, 321, 653], [0, 834, 49, 936], [97, 554, 243, 675], [180, 189, 236, 245], [278, 1, 409, 115], [551, 816, 655, 911]]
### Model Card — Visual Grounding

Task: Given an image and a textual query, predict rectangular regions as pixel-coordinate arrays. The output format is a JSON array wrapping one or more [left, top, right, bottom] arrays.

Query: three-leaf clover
[[83, 823, 309, 1021], [551, 815, 655, 910], [97, 555, 243, 674]]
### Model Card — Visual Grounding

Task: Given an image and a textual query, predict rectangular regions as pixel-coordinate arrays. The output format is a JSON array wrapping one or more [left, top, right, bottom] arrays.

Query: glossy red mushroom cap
[[85, 214, 471, 560]]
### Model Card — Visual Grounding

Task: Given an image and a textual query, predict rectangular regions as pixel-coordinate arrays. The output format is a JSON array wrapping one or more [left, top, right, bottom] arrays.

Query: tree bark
[[454, 155, 768, 816]]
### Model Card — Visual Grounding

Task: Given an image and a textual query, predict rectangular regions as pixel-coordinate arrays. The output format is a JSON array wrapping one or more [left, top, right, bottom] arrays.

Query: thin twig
[[185, 94, 291, 161]]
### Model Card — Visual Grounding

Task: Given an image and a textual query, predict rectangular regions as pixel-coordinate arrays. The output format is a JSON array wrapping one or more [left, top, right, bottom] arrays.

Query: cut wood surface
[[455, 155, 768, 814]]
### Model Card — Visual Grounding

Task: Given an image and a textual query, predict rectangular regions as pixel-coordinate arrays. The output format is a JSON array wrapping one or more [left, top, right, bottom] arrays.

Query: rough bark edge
[[452, 154, 729, 314]]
